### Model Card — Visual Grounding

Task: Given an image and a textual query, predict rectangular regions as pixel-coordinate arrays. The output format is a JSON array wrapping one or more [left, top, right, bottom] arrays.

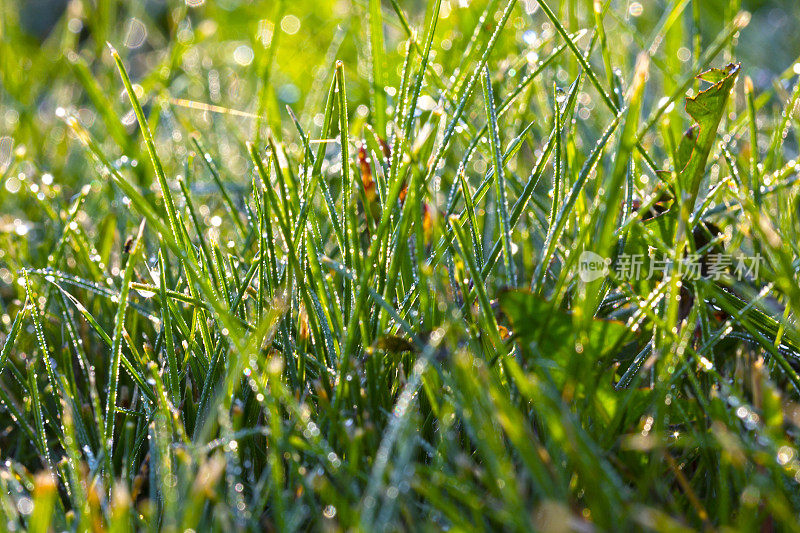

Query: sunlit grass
[[2, 0, 800, 530]]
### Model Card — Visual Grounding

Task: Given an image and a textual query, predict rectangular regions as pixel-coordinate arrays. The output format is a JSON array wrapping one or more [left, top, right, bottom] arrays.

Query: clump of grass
[[2, 0, 800, 530]]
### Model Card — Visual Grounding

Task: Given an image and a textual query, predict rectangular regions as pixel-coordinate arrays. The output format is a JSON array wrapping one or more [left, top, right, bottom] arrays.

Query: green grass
[[2, 0, 800, 530]]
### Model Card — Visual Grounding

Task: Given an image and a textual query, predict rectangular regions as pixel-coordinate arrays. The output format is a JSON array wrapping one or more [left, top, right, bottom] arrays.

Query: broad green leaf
[[499, 290, 632, 382], [680, 63, 740, 208]]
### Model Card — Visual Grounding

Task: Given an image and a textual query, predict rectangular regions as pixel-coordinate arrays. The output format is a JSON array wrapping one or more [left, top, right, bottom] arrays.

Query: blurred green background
[[2, 0, 798, 171]]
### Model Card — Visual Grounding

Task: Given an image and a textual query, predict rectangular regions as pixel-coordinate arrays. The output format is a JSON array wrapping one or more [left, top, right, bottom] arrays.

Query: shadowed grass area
[[2, 0, 800, 530]]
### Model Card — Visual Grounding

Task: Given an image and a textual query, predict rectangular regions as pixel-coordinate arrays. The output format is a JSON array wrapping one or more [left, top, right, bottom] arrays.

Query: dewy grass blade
[[305, 76, 346, 254], [27, 363, 57, 481], [744, 76, 759, 198], [450, 0, 501, 91], [547, 83, 563, 256], [22, 270, 66, 423], [104, 219, 145, 469], [433, 119, 542, 278], [50, 282, 113, 346], [0, 304, 28, 373], [482, 66, 516, 286], [335, 61, 359, 321], [159, 249, 180, 405], [367, 0, 388, 137], [109, 44, 182, 246], [458, 167, 483, 270]]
